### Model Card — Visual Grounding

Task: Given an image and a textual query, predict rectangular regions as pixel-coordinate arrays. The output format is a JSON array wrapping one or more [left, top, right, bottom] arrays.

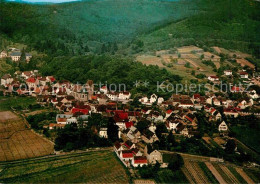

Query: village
[[0, 52, 260, 170]]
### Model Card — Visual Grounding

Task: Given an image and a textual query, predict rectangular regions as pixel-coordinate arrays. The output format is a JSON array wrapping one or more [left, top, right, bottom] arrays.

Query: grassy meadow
[[0, 96, 37, 111]]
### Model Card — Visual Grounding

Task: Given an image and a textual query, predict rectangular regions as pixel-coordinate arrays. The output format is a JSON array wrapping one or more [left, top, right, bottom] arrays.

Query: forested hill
[[0, 0, 197, 55], [138, 0, 260, 58], [0, 0, 259, 57]]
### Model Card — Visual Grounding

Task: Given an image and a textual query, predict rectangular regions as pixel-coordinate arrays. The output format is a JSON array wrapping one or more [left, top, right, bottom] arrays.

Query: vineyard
[[0, 111, 54, 161], [0, 150, 130, 183], [182, 159, 259, 184]]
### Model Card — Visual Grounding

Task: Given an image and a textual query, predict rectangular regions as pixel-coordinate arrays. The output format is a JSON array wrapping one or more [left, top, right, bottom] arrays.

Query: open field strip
[[212, 163, 235, 184], [190, 161, 210, 183], [227, 166, 247, 183], [198, 162, 219, 184], [205, 162, 227, 184], [235, 168, 255, 184], [184, 161, 207, 183], [219, 164, 239, 183], [181, 167, 196, 184]]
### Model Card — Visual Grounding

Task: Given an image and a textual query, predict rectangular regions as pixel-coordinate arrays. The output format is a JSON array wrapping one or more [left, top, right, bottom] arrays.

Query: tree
[[107, 117, 119, 142], [20, 47, 26, 61], [168, 154, 184, 171], [155, 122, 168, 139], [136, 120, 150, 133], [184, 62, 191, 68], [225, 139, 236, 154], [167, 131, 176, 148]]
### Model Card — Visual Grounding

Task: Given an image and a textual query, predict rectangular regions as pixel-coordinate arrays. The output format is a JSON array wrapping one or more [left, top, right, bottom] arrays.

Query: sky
[[6, 0, 81, 3]]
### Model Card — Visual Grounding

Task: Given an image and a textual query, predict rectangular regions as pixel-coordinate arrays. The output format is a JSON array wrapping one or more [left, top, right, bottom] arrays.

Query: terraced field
[[0, 111, 54, 161], [182, 160, 259, 184], [0, 150, 129, 183]]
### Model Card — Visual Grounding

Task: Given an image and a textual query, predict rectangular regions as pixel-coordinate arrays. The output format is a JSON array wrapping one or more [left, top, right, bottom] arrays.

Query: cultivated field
[[136, 47, 217, 80], [182, 160, 259, 184], [0, 150, 130, 183], [0, 111, 54, 161]]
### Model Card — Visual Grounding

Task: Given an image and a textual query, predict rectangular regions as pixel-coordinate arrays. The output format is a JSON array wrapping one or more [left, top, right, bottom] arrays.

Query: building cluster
[[1, 66, 260, 168], [0, 48, 32, 62]]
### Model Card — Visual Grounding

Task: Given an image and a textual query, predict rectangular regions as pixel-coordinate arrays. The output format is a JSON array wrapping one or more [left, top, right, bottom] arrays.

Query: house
[[157, 97, 164, 105], [210, 108, 222, 121], [147, 150, 163, 164], [1, 74, 13, 87], [99, 128, 108, 138], [218, 121, 228, 132], [49, 123, 66, 130], [131, 156, 148, 167], [213, 98, 221, 106], [100, 86, 108, 94], [224, 70, 232, 76], [185, 113, 197, 126], [247, 90, 259, 99], [237, 98, 253, 109], [124, 140, 136, 149], [46, 76, 56, 83], [118, 91, 131, 101], [38, 77, 48, 86], [240, 71, 248, 79], [179, 99, 193, 109], [208, 75, 219, 82], [0, 50, 7, 58], [71, 85, 89, 102], [230, 86, 243, 93], [57, 118, 67, 125], [114, 141, 124, 153], [223, 108, 239, 118], [21, 71, 33, 79], [10, 52, 32, 62], [26, 77, 38, 91], [142, 129, 159, 144], [150, 94, 157, 104], [119, 150, 134, 162], [139, 96, 149, 104], [106, 91, 119, 101], [126, 126, 141, 142]]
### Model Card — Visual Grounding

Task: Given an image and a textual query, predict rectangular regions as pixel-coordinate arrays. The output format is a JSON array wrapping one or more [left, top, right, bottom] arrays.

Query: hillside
[[138, 0, 260, 58], [0, 0, 197, 54]]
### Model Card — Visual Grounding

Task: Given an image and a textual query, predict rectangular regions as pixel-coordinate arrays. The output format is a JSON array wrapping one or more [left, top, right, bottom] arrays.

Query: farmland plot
[[183, 160, 210, 184], [0, 111, 54, 161], [0, 151, 129, 183]]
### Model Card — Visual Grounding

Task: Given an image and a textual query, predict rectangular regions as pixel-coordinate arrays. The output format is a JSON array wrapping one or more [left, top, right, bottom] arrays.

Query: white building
[[10, 52, 32, 62], [224, 70, 232, 76], [1, 74, 13, 87], [0, 51, 7, 58], [208, 75, 219, 82], [218, 121, 228, 132], [99, 128, 108, 138]]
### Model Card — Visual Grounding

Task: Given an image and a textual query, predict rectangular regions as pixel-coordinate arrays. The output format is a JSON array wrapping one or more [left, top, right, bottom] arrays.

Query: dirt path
[[205, 162, 227, 184], [235, 168, 254, 184]]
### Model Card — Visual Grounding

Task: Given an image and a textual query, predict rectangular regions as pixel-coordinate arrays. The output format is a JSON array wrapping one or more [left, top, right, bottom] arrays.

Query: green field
[[231, 125, 260, 153], [0, 96, 37, 111], [0, 150, 130, 183]]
